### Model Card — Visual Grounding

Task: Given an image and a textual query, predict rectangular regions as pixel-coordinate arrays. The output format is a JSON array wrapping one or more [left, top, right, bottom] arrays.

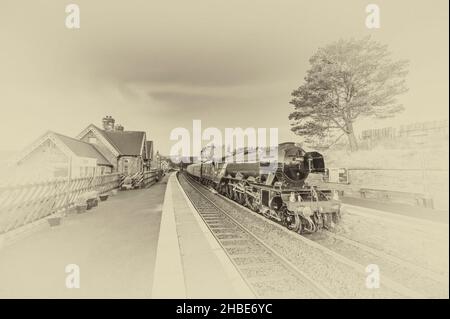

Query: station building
[[13, 116, 154, 180]]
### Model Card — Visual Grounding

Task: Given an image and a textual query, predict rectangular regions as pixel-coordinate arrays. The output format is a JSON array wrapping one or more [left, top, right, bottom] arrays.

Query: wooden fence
[[361, 120, 449, 141], [123, 169, 162, 188], [0, 173, 121, 234], [142, 169, 163, 187], [0, 168, 165, 234]]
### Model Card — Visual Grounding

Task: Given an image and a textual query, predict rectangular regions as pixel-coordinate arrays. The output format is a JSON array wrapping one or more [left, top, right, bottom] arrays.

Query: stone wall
[[118, 156, 143, 175], [308, 168, 449, 210]]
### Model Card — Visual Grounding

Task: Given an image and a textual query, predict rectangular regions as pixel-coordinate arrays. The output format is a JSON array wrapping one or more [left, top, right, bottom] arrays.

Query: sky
[[0, 0, 448, 155]]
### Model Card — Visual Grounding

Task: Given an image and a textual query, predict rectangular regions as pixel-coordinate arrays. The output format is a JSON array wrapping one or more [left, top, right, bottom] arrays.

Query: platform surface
[[152, 173, 253, 298], [0, 172, 252, 299], [0, 177, 168, 298]]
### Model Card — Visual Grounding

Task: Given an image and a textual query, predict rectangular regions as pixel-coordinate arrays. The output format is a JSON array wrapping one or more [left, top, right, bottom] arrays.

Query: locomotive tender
[[186, 142, 341, 234]]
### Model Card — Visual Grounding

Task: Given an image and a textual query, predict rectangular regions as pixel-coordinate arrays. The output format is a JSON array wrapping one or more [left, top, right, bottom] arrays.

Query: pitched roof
[[77, 124, 147, 157], [99, 130, 145, 156], [54, 133, 113, 166]]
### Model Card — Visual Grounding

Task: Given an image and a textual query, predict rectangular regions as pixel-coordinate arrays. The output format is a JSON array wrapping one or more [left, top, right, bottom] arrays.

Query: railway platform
[[152, 173, 253, 298], [0, 175, 168, 298], [0, 171, 253, 298]]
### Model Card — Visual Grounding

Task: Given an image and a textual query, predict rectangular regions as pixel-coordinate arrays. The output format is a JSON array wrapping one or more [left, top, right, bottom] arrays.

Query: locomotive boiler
[[186, 142, 341, 234]]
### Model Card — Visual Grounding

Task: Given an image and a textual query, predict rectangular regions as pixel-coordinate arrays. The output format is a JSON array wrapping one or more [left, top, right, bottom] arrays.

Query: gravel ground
[[234, 255, 275, 266], [221, 239, 248, 246], [181, 176, 329, 298], [240, 263, 286, 278], [217, 234, 243, 240], [180, 174, 407, 298], [307, 231, 449, 298], [336, 208, 449, 277], [251, 277, 319, 298], [193, 176, 449, 298]]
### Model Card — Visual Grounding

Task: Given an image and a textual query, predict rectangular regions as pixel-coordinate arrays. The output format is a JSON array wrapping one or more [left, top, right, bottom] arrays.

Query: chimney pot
[[102, 115, 115, 131]]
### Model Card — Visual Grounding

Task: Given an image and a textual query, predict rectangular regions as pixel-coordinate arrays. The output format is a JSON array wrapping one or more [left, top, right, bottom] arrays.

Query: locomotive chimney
[[102, 115, 115, 131]]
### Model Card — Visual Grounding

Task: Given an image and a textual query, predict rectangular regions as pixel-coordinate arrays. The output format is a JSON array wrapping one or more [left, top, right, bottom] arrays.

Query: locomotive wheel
[[313, 213, 323, 231], [223, 185, 228, 196], [227, 185, 233, 199], [236, 192, 242, 204], [230, 186, 236, 200], [238, 192, 246, 205], [281, 208, 301, 232], [332, 211, 341, 224], [228, 187, 234, 199], [322, 213, 332, 229], [232, 190, 239, 202], [245, 193, 260, 212]]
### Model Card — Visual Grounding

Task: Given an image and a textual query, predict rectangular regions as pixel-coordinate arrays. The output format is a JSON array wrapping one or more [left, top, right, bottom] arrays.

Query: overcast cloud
[[0, 0, 448, 154]]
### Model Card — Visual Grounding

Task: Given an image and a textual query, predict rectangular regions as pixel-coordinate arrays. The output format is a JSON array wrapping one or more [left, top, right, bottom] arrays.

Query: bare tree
[[289, 37, 409, 151]]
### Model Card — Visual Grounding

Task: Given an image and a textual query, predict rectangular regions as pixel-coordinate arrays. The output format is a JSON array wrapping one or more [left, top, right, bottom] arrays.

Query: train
[[185, 142, 341, 234]]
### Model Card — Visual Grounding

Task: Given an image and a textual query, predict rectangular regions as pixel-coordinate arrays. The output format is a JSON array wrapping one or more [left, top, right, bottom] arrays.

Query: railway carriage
[[186, 142, 341, 234]]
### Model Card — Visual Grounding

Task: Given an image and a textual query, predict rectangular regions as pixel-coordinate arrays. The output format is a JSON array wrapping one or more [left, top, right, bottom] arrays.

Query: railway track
[[306, 231, 448, 298], [333, 206, 449, 281], [178, 173, 334, 298], [341, 205, 448, 240], [179, 172, 448, 298], [318, 231, 447, 283]]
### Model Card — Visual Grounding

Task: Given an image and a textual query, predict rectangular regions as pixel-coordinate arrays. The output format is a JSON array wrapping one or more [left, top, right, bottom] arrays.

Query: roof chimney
[[115, 124, 124, 132], [102, 115, 115, 131]]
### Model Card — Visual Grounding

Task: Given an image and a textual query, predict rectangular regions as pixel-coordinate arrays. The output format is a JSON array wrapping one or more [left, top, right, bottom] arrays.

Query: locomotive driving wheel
[[237, 192, 246, 205], [233, 189, 241, 203], [226, 185, 233, 199], [245, 191, 261, 212], [219, 183, 227, 196]]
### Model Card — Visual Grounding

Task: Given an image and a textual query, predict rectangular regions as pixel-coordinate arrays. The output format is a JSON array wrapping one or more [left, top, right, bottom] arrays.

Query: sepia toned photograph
[[0, 0, 448, 304]]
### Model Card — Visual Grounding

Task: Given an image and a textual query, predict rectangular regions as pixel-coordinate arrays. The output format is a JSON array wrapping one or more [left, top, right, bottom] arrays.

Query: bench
[[359, 188, 434, 208]]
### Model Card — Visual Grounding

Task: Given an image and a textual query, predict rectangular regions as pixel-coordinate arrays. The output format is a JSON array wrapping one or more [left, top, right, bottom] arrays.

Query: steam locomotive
[[186, 142, 341, 234]]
